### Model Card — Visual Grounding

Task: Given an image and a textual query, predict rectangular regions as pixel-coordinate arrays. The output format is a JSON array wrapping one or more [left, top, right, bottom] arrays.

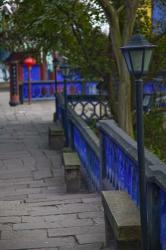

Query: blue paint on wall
[[23, 65, 41, 81]]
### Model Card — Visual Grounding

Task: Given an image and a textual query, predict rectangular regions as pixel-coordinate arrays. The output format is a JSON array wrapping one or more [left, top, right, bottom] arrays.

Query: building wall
[[152, 0, 166, 33]]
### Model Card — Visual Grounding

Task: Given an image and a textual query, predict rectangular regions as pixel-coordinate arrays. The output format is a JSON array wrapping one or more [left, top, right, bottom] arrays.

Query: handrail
[[56, 91, 166, 249], [98, 119, 166, 192], [98, 119, 166, 250], [68, 106, 100, 157]]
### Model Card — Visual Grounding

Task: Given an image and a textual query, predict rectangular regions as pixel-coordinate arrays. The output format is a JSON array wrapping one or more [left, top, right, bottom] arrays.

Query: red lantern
[[24, 56, 36, 69], [24, 56, 36, 104]]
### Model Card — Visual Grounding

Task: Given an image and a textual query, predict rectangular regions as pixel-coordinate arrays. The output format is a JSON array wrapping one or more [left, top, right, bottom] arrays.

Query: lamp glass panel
[[123, 50, 132, 72], [143, 49, 152, 72], [130, 49, 144, 73]]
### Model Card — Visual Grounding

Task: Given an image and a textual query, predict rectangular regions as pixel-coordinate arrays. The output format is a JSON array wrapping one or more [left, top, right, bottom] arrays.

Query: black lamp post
[[60, 56, 70, 146], [121, 34, 156, 250], [53, 54, 60, 121]]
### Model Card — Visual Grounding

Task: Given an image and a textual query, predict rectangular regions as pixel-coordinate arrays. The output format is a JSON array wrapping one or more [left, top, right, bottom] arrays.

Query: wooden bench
[[101, 191, 141, 250], [48, 124, 64, 150], [63, 152, 81, 193]]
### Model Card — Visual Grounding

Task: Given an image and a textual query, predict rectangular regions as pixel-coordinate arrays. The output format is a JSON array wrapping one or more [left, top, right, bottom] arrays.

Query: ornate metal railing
[[67, 95, 111, 121], [56, 93, 111, 121]]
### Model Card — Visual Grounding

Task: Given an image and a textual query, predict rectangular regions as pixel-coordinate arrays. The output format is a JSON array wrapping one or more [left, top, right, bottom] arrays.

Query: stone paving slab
[[0, 92, 107, 250], [48, 225, 104, 237], [0, 237, 76, 250]]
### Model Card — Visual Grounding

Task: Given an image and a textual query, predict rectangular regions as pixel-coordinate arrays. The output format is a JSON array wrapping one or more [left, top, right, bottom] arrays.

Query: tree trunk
[[108, 13, 133, 136], [118, 57, 133, 136], [97, 0, 139, 136]]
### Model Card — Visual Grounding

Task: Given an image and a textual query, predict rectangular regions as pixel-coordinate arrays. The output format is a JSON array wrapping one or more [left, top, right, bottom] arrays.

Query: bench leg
[[115, 240, 141, 250], [65, 169, 80, 193], [104, 214, 115, 247]]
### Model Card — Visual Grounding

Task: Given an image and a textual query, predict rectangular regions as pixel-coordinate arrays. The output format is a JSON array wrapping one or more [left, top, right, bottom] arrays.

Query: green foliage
[[2, 0, 111, 78], [149, 33, 166, 77], [144, 111, 166, 163], [135, 0, 152, 35]]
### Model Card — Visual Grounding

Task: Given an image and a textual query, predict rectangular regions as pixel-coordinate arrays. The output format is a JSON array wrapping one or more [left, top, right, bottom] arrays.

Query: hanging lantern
[[23, 56, 36, 104], [24, 56, 36, 69]]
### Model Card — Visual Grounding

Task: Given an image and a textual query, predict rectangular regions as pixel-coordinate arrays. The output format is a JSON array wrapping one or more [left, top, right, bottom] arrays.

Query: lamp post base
[[9, 95, 19, 106], [9, 101, 19, 107], [53, 112, 58, 122]]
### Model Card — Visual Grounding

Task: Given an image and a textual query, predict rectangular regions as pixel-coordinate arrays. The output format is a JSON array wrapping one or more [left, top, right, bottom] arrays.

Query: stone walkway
[[0, 91, 106, 250]]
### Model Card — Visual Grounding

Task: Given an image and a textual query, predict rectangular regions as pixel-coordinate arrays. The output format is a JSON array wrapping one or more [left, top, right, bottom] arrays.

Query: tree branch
[[122, 0, 139, 43]]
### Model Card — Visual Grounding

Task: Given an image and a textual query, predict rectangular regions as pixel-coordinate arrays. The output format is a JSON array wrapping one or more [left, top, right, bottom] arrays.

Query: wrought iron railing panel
[[103, 133, 140, 205], [73, 126, 101, 190], [68, 95, 111, 121]]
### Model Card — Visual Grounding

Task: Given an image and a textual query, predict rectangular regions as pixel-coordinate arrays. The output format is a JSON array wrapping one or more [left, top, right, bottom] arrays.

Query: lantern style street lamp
[[24, 56, 36, 104], [53, 53, 60, 121], [60, 57, 70, 146], [121, 34, 156, 250]]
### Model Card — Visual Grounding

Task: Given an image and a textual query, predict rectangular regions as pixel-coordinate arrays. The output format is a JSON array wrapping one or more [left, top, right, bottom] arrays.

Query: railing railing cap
[[68, 107, 100, 158], [98, 119, 166, 191]]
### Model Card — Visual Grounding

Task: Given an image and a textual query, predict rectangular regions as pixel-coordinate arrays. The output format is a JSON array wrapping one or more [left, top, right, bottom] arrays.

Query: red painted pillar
[[28, 67, 32, 104], [50, 71, 55, 80], [9, 62, 19, 106], [40, 63, 46, 80], [18, 63, 23, 82]]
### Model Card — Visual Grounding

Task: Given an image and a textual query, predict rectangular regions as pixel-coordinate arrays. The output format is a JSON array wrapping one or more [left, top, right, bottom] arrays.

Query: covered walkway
[[0, 91, 106, 250]]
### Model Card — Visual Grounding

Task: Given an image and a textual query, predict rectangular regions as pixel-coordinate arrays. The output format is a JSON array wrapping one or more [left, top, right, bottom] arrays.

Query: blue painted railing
[[20, 80, 99, 102], [21, 81, 55, 101], [57, 93, 166, 250], [98, 120, 166, 250], [160, 190, 166, 249], [103, 134, 140, 206], [73, 126, 100, 190], [68, 107, 101, 190]]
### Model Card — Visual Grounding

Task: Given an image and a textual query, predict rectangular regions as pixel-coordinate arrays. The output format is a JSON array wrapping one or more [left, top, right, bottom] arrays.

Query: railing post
[[55, 93, 59, 121], [99, 130, 106, 190], [147, 181, 161, 250], [68, 117, 74, 150]]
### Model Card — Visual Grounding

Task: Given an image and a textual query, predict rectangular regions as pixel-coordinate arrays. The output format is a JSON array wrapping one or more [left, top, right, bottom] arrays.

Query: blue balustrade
[[57, 94, 166, 249], [86, 82, 98, 95], [73, 126, 100, 190], [67, 82, 82, 95], [22, 81, 98, 102], [22, 82, 55, 101], [21, 65, 99, 101], [103, 133, 139, 205], [160, 189, 166, 249]]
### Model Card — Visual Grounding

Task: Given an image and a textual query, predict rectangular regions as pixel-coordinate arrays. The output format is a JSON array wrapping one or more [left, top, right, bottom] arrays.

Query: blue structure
[[143, 80, 166, 111], [56, 89, 166, 249], [152, 0, 166, 33], [21, 65, 98, 102]]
